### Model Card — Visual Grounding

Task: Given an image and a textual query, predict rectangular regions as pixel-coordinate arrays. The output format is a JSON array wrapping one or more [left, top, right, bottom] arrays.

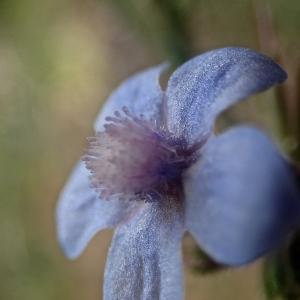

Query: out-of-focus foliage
[[0, 0, 299, 299]]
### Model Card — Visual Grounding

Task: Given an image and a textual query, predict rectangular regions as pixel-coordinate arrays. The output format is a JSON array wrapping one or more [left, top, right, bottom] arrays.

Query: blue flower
[[56, 47, 300, 300]]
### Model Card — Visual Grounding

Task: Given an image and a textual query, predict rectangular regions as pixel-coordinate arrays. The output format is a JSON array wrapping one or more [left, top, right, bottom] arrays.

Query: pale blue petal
[[184, 127, 300, 265], [94, 63, 168, 131], [56, 161, 141, 259], [166, 47, 287, 143], [57, 64, 167, 259], [104, 201, 184, 300]]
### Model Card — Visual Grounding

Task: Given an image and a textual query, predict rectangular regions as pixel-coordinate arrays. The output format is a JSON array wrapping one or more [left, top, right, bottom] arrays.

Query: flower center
[[83, 107, 200, 202]]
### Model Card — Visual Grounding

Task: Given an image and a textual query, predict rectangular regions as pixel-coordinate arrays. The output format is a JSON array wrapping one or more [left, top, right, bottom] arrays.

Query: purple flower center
[[83, 107, 200, 202]]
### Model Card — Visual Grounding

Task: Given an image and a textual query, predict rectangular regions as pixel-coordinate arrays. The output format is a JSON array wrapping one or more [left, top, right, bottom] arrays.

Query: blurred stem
[[254, 1, 300, 299], [253, 0, 289, 138], [111, 0, 194, 65], [264, 233, 300, 300], [254, 0, 300, 160], [292, 67, 300, 160], [263, 251, 288, 300], [152, 0, 192, 64]]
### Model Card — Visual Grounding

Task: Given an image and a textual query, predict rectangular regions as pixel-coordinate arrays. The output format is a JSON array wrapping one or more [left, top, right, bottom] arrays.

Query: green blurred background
[[0, 0, 299, 299]]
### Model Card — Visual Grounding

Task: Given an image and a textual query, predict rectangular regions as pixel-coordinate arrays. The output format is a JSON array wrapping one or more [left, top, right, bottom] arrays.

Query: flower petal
[[184, 127, 300, 265], [94, 63, 168, 131], [166, 47, 287, 143], [57, 65, 167, 259], [104, 201, 184, 300], [56, 161, 141, 259]]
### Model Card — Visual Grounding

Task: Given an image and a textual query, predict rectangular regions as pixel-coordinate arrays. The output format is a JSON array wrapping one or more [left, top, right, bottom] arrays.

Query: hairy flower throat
[[83, 107, 199, 202]]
